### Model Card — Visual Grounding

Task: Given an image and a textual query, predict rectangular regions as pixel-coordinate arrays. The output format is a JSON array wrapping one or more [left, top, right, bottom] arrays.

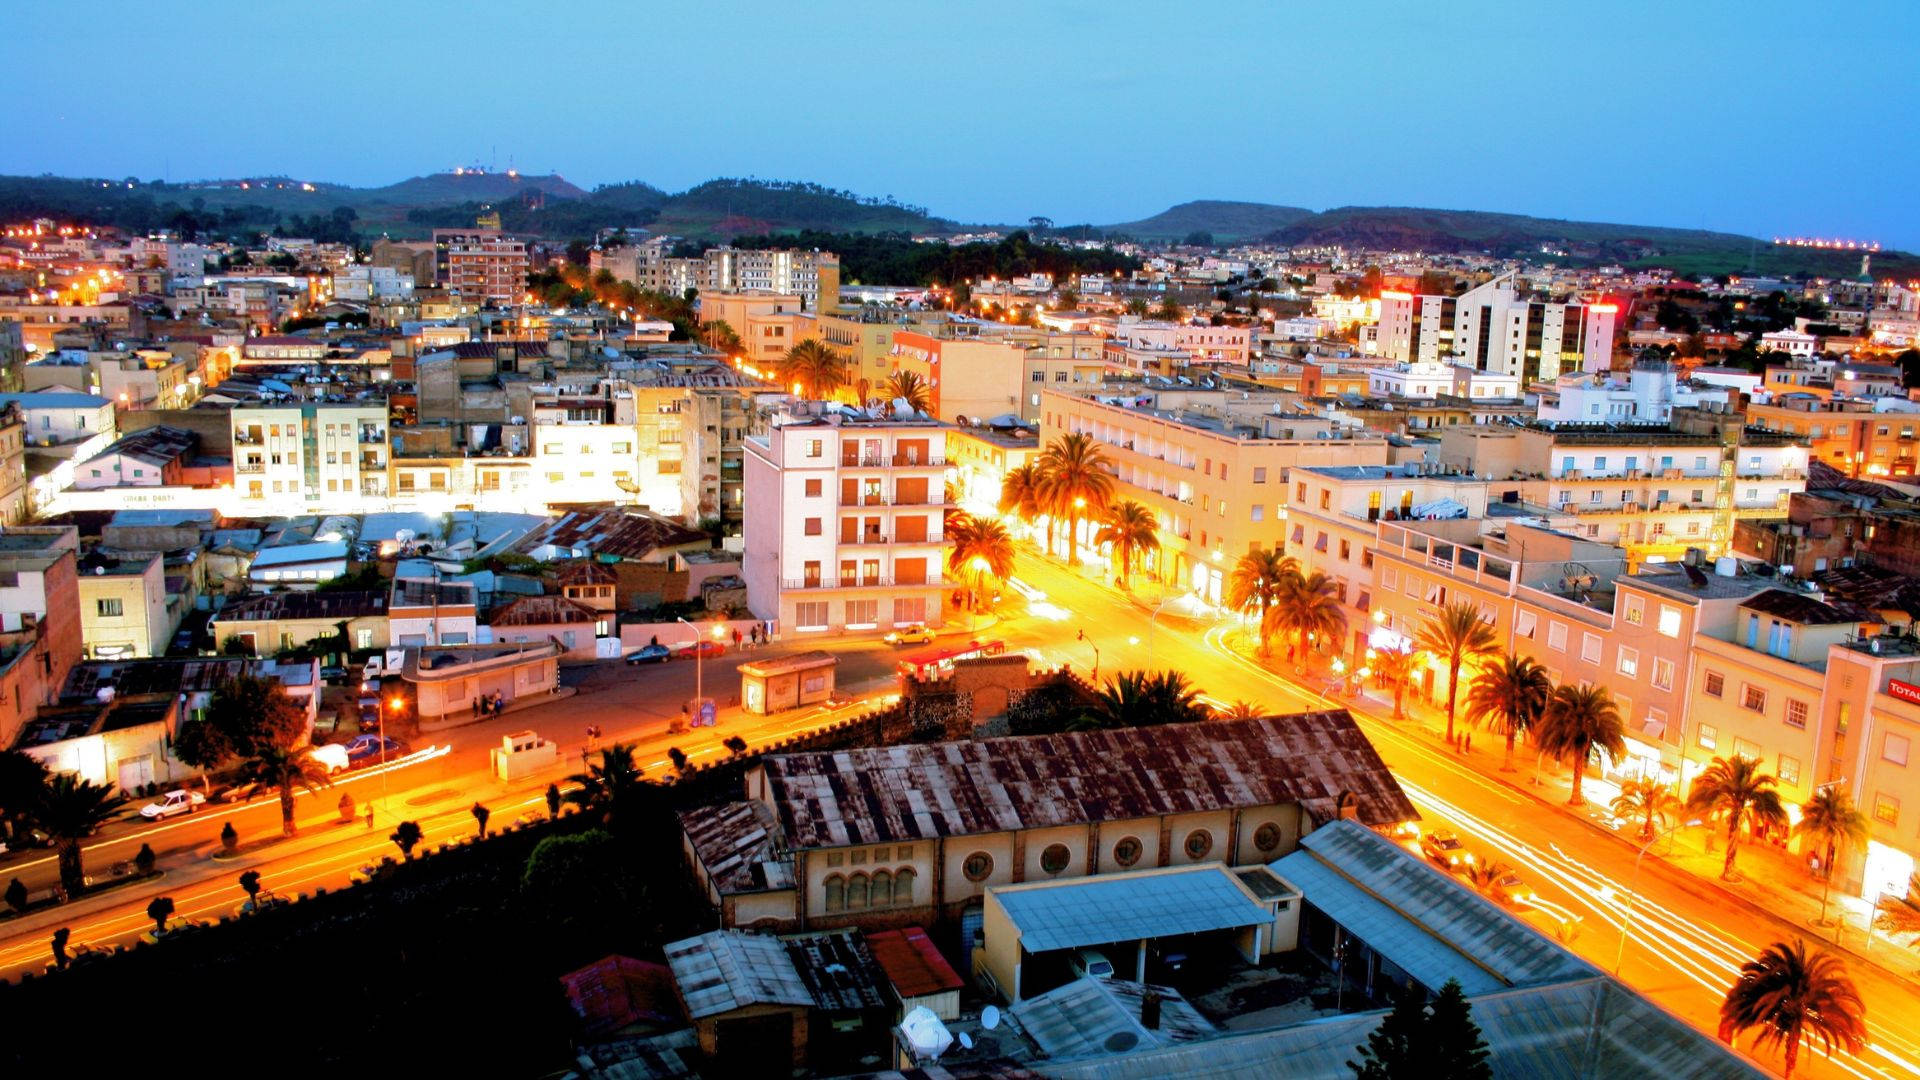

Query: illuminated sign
[[1890, 679, 1920, 706]]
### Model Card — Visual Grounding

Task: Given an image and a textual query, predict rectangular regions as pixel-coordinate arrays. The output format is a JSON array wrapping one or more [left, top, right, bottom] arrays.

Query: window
[[847, 873, 869, 910], [1423, 581, 1446, 605], [1741, 684, 1767, 713], [1339, 539, 1350, 561], [1253, 822, 1283, 853], [1295, 481, 1306, 502], [1623, 595, 1644, 625], [1112, 836, 1142, 867], [803, 517, 821, 536], [1319, 489, 1330, 510], [1594, 456, 1607, 471], [1658, 605, 1683, 638], [1581, 633, 1602, 663], [794, 601, 829, 629], [95, 598, 123, 617], [1697, 723, 1718, 750], [1250, 505, 1264, 522], [356, 629, 373, 649], [1253, 467, 1267, 483], [1734, 737, 1762, 762], [1548, 622, 1568, 652], [1381, 567, 1398, 591], [1183, 830, 1213, 859], [1875, 794, 1899, 826], [805, 439, 822, 458], [1617, 647, 1639, 677], [871, 869, 893, 906], [894, 867, 916, 904], [1040, 844, 1070, 874], [962, 852, 994, 882], [1651, 658, 1674, 691], [1885, 733, 1911, 767], [804, 478, 821, 497], [1784, 699, 1809, 730], [1515, 610, 1538, 639], [1778, 755, 1802, 787], [824, 875, 846, 912], [845, 600, 878, 627], [1704, 671, 1725, 697], [1030, 370, 1043, 382]]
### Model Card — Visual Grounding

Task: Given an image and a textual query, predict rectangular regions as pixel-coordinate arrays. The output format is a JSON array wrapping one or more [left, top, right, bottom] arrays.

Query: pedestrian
[[650, 634, 659, 647], [1463, 733, 1472, 755], [733, 628, 743, 649], [364, 804, 374, 829], [471, 697, 480, 718], [493, 692, 504, 714]]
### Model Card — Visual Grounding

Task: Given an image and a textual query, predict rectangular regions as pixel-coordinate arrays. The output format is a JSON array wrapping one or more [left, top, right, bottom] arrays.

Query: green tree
[[520, 829, 635, 937], [1464, 653, 1552, 771], [1534, 683, 1626, 807], [1719, 940, 1865, 1078], [1349, 982, 1426, 1078], [1263, 570, 1347, 669], [1426, 979, 1493, 1079], [239, 870, 262, 908], [389, 820, 423, 858], [1610, 778, 1684, 841], [1094, 500, 1159, 589], [1226, 548, 1298, 655], [1415, 601, 1499, 743], [1372, 648, 1415, 720], [696, 319, 743, 354], [168, 718, 235, 794], [235, 742, 331, 837], [1075, 670, 1209, 730], [1874, 875, 1920, 941], [1687, 755, 1789, 881], [35, 774, 127, 898], [1036, 432, 1113, 566], [146, 896, 175, 937], [202, 674, 309, 760], [1794, 785, 1868, 923], [1213, 700, 1265, 722], [566, 743, 646, 823], [775, 338, 848, 399], [1124, 297, 1150, 317], [0, 749, 50, 846], [882, 369, 932, 414], [220, 821, 238, 854]]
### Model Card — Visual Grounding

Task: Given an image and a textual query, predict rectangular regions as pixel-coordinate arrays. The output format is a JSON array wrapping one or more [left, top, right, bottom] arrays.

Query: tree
[[1227, 549, 1298, 655], [545, 782, 562, 819], [1719, 940, 1865, 1078], [1035, 432, 1113, 566], [235, 742, 331, 837], [220, 821, 238, 854], [239, 870, 261, 907], [999, 463, 1044, 531], [1214, 700, 1265, 722], [696, 319, 743, 354], [1076, 670, 1209, 731], [1794, 786, 1867, 921], [187, 675, 309, 788], [1464, 653, 1552, 771], [882, 369, 932, 414], [948, 514, 1016, 611], [1056, 287, 1079, 310], [565, 743, 646, 823], [49, 927, 70, 970], [1534, 683, 1625, 807], [1874, 875, 1920, 941], [338, 792, 356, 823], [1688, 755, 1789, 881], [133, 843, 155, 877], [390, 820, 424, 859], [471, 801, 490, 838], [165, 717, 234, 794], [1153, 295, 1185, 320], [775, 339, 848, 400], [1465, 859, 1515, 900], [1372, 648, 1415, 720], [1415, 601, 1499, 743], [520, 829, 635, 938], [1125, 297, 1150, 317], [35, 773, 127, 898], [1611, 778, 1684, 841], [1349, 982, 1426, 1078], [1425, 979, 1493, 1080], [1094, 500, 1159, 589], [1263, 570, 1347, 669], [0, 749, 50, 845], [146, 896, 175, 938]]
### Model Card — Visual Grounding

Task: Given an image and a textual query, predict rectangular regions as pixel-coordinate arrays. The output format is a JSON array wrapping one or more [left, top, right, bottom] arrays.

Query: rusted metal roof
[[760, 712, 1415, 850], [866, 927, 967, 999], [511, 509, 707, 561], [213, 589, 386, 623], [678, 800, 792, 895], [487, 593, 598, 627]]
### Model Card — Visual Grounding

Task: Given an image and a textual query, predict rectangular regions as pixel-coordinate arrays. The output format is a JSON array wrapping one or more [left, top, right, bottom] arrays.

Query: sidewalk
[[1219, 629, 1920, 989]]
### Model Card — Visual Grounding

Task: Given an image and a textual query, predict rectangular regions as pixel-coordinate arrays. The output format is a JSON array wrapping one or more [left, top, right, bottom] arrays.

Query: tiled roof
[[783, 930, 888, 1012], [559, 955, 680, 1039], [88, 425, 197, 467], [512, 509, 708, 560], [556, 558, 618, 586], [1738, 588, 1869, 625], [758, 712, 1415, 850], [488, 593, 598, 627]]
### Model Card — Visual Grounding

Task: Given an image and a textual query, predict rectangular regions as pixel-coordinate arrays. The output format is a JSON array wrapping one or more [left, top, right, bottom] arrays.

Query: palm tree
[[1611, 778, 1685, 841], [566, 742, 646, 820], [948, 515, 1015, 612], [1075, 670, 1209, 730], [1465, 859, 1515, 900], [1874, 874, 1920, 941], [1464, 653, 1553, 771], [1415, 601, 1499, 743], [235, 743, 332, 837], [1263, 570, 1347, 669], [239, 870, 262, 909], [1125, 297, 1150, 317], [777, 339, 847, 400], [1226, 549, 1297, 655], [1688, 755, 1790, 881], [35, 773, 126, 898], [697, 319, 743, 354], [1094, 500, 1159, 589], [1534, 683, 1626, 807], [390, 820, 423, 859], [1794, 785, 1869, 923], [1214, 700, 1266, 722], [882, 369, 932, 414], [1719, 940, 1866, 1078], [1035, 432, 1112, 566], [146, 896, 175, 938], [1372, 647, 1415, 720], [999, 463, 1042, 528], [0, 749, 50, 847]]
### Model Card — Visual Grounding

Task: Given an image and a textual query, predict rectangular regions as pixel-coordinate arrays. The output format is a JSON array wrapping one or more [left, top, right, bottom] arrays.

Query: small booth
[[491, 729, 558, 781], [738, 651, 838, 716]]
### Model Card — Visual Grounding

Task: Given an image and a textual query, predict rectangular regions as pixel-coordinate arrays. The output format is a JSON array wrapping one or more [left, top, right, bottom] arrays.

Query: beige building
[[948, 424, 1039, 520], [77, 553, 172, 659], [210, 589, 390, 655], [698, 293, 809, 364]]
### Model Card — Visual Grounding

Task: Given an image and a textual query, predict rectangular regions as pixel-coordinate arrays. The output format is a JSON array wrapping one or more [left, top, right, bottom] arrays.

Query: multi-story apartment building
[[0, 526, 83, 747], [1375, 272, 1615, 381], [809, 307, 946, 394], [1822, 635, 1920, 900], [1040, 387, 1389, 604], [703, 247, 840, 312], [1748, 396, 1919, 479], [76, 552, 172, 659], [698, 293, 808, 363], [742, 404, 951, 637], [231, 403, 389, 514], [1534, 359, 1730, 423], [1110, 320, 1252, 367], [438, 231, 529, 305], [0, 401, 27, 525], [1365, 359, 1520, 401], [389, 577, 478, 646], [948, 424, 1039, 519], [524, 385, 646, 507]]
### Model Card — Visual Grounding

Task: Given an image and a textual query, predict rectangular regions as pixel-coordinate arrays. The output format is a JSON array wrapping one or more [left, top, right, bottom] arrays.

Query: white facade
[[332, 265, 415, 302], [1536, 363, 1732, 423], [1376, 273, 1615, 380], [231, 403, 389, 514], [1760, 328, 1818, 358]]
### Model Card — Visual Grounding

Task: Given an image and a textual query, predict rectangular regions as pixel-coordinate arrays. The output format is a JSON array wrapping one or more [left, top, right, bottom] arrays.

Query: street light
[[1613, 817, 1703, 976]]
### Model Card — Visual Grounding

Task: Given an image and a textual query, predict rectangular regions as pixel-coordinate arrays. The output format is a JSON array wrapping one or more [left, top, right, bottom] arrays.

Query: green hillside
[[646, 179, 946, 240], [1102, 200, 1315, 242]]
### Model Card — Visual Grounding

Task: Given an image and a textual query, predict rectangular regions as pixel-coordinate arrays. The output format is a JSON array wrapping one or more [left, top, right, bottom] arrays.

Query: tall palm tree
[[882, 369, 932, 415], [1075, 670, 1209, 730], [1464, 652, 1552, 771], [1688, 755, 1790, 882], [1035, 432, 1112, 566], [1213, 700, 1265, 722], [566, 742, 646, 821], [1262, 570, 1346, 669], [1611, 778, 1685, 841], [998, 463, 1042, 529], [1372, 647, 1415, 720], [1226, 549, 1297, 655], [948, 515, 1015, 611], [1415, 600, 1499, 743], [1094, 500, 1159, 589], [776, 339, 848, 400], [1465, 859, 1516, 900], [1795, 785, 1869, 924], [1874, 874, 1920, 941], [236, 743, 332, 836], [1534, 683, 1626, 807], [35, 773, 126, 898], [1719, 940, 1866, 1078]]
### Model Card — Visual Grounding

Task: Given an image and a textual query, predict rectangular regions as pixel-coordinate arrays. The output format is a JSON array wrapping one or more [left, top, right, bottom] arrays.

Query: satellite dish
[[958, 1032, 974, 1050], [981, 1005, 1001, 1030]]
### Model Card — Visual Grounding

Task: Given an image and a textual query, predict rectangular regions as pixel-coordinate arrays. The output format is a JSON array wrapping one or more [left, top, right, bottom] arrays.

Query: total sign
[[1890, 679, 1920, 706]]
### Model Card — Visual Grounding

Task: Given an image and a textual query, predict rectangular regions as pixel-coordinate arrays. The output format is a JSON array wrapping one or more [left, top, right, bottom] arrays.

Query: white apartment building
[[1535, 360, 1732, 423], [1760, 328, 1818, 358], [1366, 359, 1520, 400], [231, 403, 389, 514], [1111, 320, 1251, 367], [742, 404, 950, 637], [704, 247, 840, 311], [331, 265, 415, 302], [1375, 272, 1615, 381]]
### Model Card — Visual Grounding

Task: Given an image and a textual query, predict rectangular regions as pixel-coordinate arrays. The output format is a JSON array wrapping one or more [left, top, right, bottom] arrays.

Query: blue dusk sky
[[11, 1, 1919, 248]]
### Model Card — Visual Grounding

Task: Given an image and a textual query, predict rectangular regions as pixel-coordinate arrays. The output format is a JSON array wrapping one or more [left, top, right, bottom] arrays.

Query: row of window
[[792, 597, 928, 631], [1700, 672, 1811, 728]]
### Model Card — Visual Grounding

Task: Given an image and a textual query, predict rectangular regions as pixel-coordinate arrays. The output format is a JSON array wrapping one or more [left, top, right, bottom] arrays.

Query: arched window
[[894, 867, 917, 904], [824, 874, 846, 913], [847, 872, 869, 910], [963, 851, 994, 882], [871, 869, 892, 907]]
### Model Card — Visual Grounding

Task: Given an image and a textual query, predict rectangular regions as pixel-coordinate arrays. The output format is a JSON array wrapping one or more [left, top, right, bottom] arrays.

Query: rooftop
[[990, 865, 1286, 954], [1739, 588, 1871, 625], [865, 927, 965, 999], [662, 930, 813, 1020], [86, 425, 197, 467], [1013, 977, 1215, 1061], [1626, 563, 1783, 603], [0, 392, 110, 409], [782, 930, 889, 1012], [212, 589, 387, 624], [487, 594, 598, 626], [390, 577, 477, 609], [677, 801, 790, 896]]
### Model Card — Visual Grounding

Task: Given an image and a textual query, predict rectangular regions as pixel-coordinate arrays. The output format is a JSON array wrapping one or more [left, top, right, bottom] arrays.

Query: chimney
[[1140, 989, 1163, 1031]]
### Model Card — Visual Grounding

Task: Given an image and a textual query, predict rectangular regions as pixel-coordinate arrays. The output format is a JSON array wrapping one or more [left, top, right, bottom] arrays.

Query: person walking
[[733, 628, 743, 650]]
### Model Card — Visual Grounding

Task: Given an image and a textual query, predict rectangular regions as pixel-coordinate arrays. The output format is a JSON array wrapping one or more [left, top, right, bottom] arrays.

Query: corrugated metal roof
[[488, 594, 597, 627], [866, 927, 964, 999], [759, 712, 1415, 850], [991, 867, 1277, 953], [783, 930, 889, 1012], [1011, 978, 1213, 1061], [677, 801, 792, 895], [663, 930, 812, 1020]]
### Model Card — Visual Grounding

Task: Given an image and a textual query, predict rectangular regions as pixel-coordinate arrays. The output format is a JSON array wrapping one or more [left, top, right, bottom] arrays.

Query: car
[[140, 789, 206, 819], [884, 623, 935, 646], [1486, 870, 1534, 908], [625, 644, 671, 665], [1069, 948, 1115, 981], [1420, 830, 1473, 872], [343, 734, 407, 765], [310, 743, 351, 774], [676, 640, 726, 659], [319, 665, 350, 683]]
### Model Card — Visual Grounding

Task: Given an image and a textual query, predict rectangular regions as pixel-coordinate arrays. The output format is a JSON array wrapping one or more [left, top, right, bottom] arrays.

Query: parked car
[[1069, 949, 1115, 981], [310, 743, 351, 774], [1420, 830, 1473, 872], [676, 640, 726, 659], [320, 665, 350, 683], [343, 734, 407, 765], [140, 789, 206, 820], [625, 644, 671, 665], [884, 623, 935, 646], [1486, 869, 1534, 908]]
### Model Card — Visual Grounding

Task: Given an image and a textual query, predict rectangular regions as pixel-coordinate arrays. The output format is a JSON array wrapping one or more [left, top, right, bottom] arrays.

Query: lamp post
[[379, 694, 402, 821], [1613, 817, 1703, 976], [676, 616, 703, 718]]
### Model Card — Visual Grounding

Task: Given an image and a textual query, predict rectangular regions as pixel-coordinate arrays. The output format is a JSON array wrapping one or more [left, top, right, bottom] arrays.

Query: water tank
[[1714, 556, 1738, 577]]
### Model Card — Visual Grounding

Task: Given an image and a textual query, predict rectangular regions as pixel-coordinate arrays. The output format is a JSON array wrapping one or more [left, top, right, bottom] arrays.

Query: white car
[[1070, 948, 1115, 980], [310, 743, 350, 774], [140, 789, 206, 819]]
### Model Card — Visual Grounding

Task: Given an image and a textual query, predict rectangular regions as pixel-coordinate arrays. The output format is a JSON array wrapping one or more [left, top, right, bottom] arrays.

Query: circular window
[[1112, 836, 1143, 868], [1184, 830, 1214, 860], [1253, 823, 1282, 853], [1040, 844, 1071, 874], [963, 852, 994, 882]]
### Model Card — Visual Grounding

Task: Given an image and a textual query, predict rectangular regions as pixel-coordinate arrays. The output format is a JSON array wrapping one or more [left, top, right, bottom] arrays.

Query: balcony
[[236, 463, 265, 475], [781, 575, 944, 590], [892, 454, 946, 467], [840, 532, 943, 546]]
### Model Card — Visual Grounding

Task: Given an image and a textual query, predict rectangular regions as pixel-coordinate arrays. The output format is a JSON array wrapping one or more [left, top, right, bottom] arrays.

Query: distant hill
[[1102, 200, 1315, 242], [360, 171, 589, 205], [645, 179, 946, 240]]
